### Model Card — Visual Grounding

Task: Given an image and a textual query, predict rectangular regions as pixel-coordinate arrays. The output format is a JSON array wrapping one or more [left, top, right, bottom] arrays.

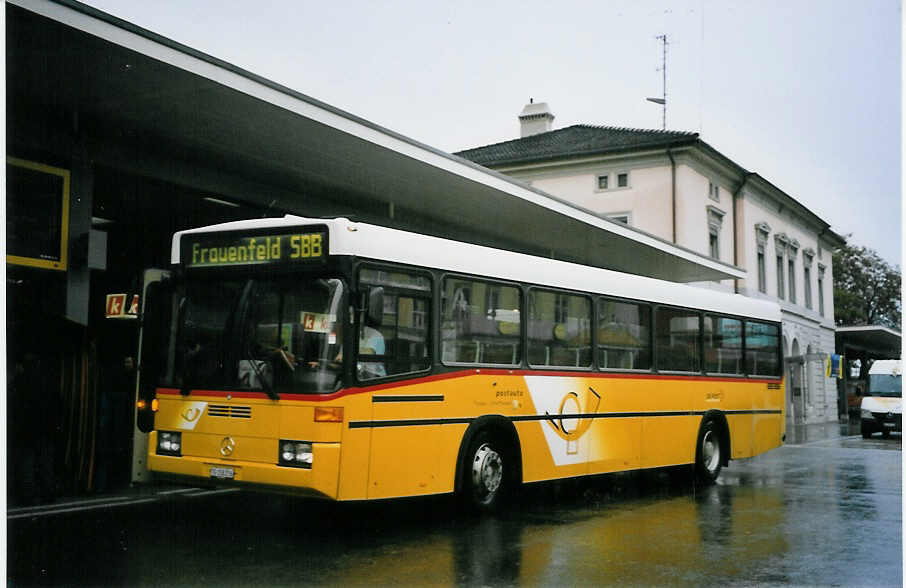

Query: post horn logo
[[220, 437, 236, 457], [544, 387, 601, 454], [182, 406, 202, 422]]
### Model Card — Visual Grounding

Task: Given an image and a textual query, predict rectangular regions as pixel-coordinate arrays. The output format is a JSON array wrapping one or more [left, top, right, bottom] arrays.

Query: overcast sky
[[80, 0, 902, 266]]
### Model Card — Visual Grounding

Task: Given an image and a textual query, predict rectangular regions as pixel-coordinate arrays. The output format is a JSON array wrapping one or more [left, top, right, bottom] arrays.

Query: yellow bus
[[137, 216, 784, 510]]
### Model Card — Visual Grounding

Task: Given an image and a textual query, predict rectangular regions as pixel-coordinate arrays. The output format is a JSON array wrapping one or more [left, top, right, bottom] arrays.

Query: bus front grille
[[207, 404, 252, 419]]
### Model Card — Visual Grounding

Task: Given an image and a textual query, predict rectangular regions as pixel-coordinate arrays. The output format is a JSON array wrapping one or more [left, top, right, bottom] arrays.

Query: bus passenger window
[[704, 316, 743, 375], [527, 290, 591, 368], [441, 278, 521, 366], [358, 268, 431, 380], [597, 299, 651, 370], [655, 308, 701, 372], [745, 321, 780, 376]]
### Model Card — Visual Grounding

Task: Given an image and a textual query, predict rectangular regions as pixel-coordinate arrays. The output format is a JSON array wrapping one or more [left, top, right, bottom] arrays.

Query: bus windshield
[[174, 276, 345, 395], [868, 374, 902, 398]]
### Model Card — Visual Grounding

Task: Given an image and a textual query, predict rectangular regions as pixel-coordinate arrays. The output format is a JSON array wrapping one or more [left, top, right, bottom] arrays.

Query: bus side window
[[745, 320, 780, 376], [597, 298, 651, 370], [357, 267, 432, 380], [440, 277, 521, 366], [527, 289, 592, 368], [655, 307, 701, 373], [704, 315, 743, 375]]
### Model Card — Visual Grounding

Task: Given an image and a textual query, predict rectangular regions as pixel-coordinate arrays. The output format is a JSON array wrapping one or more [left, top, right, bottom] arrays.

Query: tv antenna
[[646, 34, 668, 130]]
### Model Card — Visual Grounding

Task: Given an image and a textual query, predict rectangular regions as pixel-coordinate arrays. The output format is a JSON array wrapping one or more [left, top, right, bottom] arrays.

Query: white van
[[860, 359, 902, 438]]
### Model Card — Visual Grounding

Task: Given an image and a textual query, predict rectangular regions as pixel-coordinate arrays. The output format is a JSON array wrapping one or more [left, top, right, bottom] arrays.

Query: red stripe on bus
[[156, 370, 782, 402]]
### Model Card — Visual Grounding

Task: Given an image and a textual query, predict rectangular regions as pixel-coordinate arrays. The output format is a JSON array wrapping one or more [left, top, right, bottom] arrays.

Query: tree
[[833, 242, 901, 329]]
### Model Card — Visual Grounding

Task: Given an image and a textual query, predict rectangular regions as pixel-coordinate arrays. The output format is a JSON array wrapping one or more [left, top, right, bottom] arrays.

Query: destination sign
[[184, 231, 326, 268]]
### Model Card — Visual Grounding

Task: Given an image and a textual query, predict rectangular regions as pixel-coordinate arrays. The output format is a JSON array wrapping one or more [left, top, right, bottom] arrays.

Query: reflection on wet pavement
[[9, 433, 901, 586]]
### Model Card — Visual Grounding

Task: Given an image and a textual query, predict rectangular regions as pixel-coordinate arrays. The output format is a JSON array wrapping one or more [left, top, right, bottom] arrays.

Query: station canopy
[[7, 0, 745, 282], [835, 326, 902, 361]]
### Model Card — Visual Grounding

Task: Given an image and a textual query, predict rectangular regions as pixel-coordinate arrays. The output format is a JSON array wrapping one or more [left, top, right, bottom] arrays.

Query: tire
[[861, 421, 873, 439], [882, 429, 891, 439], [460, 430, 510, 513], [695, 419, 723, 484]]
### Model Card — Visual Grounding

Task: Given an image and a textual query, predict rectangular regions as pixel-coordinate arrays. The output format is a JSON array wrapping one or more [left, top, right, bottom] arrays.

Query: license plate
[[883, 422, 896, 428], [210, 466, 235, 479]]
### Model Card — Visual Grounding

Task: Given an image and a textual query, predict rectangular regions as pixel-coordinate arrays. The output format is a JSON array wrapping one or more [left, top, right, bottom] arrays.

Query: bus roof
[[173, 215, 782, 323]]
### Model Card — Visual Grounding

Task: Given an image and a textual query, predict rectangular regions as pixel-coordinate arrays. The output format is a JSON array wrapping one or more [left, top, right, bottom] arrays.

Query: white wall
[[520, 165, 674, 238], [739, 189, 839, 424], [494, 148, 843, 423]]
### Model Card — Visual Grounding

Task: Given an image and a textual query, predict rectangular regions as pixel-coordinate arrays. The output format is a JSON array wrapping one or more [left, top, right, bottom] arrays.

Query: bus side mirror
[[367, 287, 384, 327]]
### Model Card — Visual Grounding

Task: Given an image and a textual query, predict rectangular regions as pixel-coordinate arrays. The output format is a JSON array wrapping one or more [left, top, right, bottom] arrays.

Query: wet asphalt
[[7, 422, 902, 586]]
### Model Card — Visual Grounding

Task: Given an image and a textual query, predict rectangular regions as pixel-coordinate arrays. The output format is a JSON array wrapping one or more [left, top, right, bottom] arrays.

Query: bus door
[[131, 268, 173, 484]]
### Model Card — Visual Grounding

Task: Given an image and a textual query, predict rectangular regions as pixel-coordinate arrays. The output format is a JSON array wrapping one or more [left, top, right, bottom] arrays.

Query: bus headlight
[[278, 440, 313, 468], [157, 431, 182, 456], [860, 409, 873, 419]]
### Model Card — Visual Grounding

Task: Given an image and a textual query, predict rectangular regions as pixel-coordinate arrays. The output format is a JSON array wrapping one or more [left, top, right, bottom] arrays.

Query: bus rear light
[[279, 440, 313, 468], [156, 431, 182, 456], [151, 399, 159, 412], [314, 407, 343, 423], [136, 399, 147, 410]]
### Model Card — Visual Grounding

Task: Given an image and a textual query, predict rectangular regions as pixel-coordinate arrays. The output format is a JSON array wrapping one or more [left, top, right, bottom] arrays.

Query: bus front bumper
[[147, 441, 341, 499]]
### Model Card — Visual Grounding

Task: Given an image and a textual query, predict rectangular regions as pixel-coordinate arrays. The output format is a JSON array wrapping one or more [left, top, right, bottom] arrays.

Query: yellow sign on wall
[[6, 157, 70, 271]]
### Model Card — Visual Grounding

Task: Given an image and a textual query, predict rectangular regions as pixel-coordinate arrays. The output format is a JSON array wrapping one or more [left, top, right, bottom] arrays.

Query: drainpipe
[[667, 148, 676, 243], [732, 173, 753, 294]]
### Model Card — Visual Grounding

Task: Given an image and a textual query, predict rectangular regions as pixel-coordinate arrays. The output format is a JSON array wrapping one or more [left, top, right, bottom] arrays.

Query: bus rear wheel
[[695, 419, 723, 484], [461, 430, 509, 512]]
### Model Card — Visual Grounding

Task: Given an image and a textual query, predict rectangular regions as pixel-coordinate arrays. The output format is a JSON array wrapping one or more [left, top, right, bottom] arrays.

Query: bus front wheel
[[461, 430, 509, 512], [695, 419, 723, 484]]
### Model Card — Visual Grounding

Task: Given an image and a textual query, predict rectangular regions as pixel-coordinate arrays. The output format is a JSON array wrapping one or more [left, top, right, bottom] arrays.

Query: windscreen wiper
[[247, 340, 280, 401], [238, 281, 279, 401]]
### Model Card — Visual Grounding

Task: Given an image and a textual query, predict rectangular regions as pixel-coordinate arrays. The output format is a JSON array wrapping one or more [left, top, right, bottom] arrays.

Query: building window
[[774, 233, 789, 301], [818, 265, 826, 316], [787, 259, 797, 304], [755, 222, 771, 294], [776, 255, 785, 300], [804, 265, 812, 309], [707, 206, 725, 261], [757, 247, 767, 293], [787, 240, 799, 305], [485, 285, 500, 317], [708, 181, 720, 202], [803, 249, 814, 310], [554, 293, 569, 323], [596, 172, 629, 191], [709, 231, 719, 259]]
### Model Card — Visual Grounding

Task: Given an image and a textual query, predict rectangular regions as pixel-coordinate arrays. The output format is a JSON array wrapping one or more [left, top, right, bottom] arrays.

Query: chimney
[[518, 99, 555, 137]]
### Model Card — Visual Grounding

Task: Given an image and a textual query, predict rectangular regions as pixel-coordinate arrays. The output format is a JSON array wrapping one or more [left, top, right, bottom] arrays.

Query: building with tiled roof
[[458, 124, 699, 167], [456, 102, 847, 425]]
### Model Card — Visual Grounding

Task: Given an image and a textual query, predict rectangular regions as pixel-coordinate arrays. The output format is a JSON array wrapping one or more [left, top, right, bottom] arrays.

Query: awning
[[836, 326, 901, 360], [7, 0, 745, 282]]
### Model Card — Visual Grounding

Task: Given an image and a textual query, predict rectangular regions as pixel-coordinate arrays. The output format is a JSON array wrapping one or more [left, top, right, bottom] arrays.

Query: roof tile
[[456, 124, 698, 167]]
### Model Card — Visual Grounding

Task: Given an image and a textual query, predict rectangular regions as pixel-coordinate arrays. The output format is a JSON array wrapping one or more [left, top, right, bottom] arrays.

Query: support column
[[66, 149, 93, 325]]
